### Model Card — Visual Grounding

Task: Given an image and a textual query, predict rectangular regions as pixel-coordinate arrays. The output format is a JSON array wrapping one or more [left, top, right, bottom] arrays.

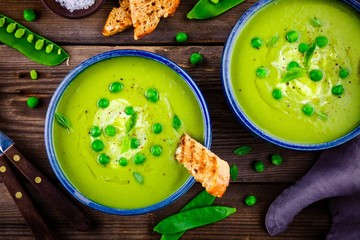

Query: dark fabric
[[265, 136, 360, 238]]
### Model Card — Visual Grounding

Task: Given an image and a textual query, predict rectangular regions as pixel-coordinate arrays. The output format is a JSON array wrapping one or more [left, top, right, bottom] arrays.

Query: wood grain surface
[[0, 0, 331, 239]]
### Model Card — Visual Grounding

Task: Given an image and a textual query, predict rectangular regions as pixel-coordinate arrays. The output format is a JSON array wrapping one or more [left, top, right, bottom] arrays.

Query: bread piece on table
[[175, 134, 230, 198], [102, 0, 132, 37], [129, 0, 180, 40]]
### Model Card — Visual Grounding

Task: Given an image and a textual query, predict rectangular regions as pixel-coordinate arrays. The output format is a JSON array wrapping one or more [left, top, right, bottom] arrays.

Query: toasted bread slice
[[129, 0, 180, 40], [102, 0, 132, 37], [175, 134, 230, 198]]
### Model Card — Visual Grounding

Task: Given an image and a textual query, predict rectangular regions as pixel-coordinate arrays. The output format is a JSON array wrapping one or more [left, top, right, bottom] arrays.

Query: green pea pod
[[161, 190, 216, 240], [187, 0, 245, 20], [154, 206, 236, 234], [0, 14, 69, 66]]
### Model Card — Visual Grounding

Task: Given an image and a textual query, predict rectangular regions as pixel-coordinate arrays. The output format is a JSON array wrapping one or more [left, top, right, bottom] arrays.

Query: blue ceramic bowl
[[221, 0, 360, 151], [45, 50, 212, 215]]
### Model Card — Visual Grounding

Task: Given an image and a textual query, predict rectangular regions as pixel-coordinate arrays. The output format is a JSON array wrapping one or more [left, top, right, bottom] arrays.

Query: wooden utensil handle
[[5, 145, 91, 231], [0, 154, 58, 240]]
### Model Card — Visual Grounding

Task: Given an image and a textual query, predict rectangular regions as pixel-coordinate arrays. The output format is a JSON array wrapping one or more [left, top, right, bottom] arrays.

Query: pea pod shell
[[154, 206, 236, 234], [187, 0, 245, 19], [0, 14, 69, 66]]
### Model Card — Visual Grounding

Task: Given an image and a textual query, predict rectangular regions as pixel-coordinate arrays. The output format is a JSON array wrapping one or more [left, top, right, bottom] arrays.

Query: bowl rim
[[44, 49, 212, 215], [221, 0, 360, 151]]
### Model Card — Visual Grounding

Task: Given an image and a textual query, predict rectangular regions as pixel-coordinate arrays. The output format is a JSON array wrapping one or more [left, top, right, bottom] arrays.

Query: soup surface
[[231, 0, 360, 144], [53, 56, 204, 209]]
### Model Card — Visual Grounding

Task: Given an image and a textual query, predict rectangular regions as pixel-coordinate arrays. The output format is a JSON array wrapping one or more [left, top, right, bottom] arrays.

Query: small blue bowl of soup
[[221, 0, 360, 151], [45, 50, 211, 215]]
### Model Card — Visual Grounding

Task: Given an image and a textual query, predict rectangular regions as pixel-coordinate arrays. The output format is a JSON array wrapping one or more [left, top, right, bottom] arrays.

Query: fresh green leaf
[[172, 115, 182, 130], [266, 34, 279, 48], [304, 42, 316, 68], [233, 146, 252, 156], [125, 112, 137, 134], [54, 112, 72, 132], [281, 67, 306, 83], [310, 17, 321, 27], [230, 164, 238, 181], [133, 171, 144, 184]]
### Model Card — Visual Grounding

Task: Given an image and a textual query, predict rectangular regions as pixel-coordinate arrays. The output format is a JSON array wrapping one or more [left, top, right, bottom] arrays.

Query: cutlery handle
[[0, 154, 58, 240], [4, 145, 91, 231]]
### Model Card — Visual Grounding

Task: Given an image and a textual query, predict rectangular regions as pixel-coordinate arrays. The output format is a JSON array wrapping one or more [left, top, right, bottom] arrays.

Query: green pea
[[0, 18, 5, 27], [253, 161, 265, 173], [173, 115, 182, 130], [287, 61, 300, 70], [27, 34, 34, 43], [302, 103, 315, 116], [91, 139, 105, 152], [30, 69, 38, 80], [298, 42, 309, 53], [23, 9, 36, 22], [286, 30, 299, 43], [339, 67, 349, 79], [109, 82, 123, 93], [104, 125, 116, 137], [256, 67, 269, 78], [124, 106, 135, 115], [272, 89, 282, 100], [151, 145, 162, 156], [119, 157, 128, 167], [145, 88, 159, 103], [97, 98, 109, 108], [152, 123, 163, 134], [45, 44, 54, 53], [332, 85, 344, 96], [89, 126, 101, 137], [190, 52, 203, 65], [26, 96, 39, 108], [130, 137, 139, 149], [134, 153, 146, 165], [316, 36, 328, 48], [251, 37, 263, 49], [176, 32, 188, 43], [244, 195, 257, 206], [309, 69, 323, 81], [98, 153, 110, 165], [35, 39, 44, 50], [15, 28, 25, 38], [6, 23, 16, 33], [271, 154, 283, 166]]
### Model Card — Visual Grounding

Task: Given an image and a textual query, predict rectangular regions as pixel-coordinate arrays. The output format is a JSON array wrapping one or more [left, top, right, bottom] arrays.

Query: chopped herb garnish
[[54, 112, 72, 133], [310, 17, 321, 27], [230, 164, 238, 181], [133, 171, 144, 184], [233, 146, 252, 156], [304, 41, 316, 68], [125, 112, 137, 134], [281, 67, 306, 83], [266, 34, 279, 48]]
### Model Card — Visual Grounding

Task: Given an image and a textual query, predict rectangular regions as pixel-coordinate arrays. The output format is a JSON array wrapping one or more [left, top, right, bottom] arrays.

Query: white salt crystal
[[55, 0, 96, 12]]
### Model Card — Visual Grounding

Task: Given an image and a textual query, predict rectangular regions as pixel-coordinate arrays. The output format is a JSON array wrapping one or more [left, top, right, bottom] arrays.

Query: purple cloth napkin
[[265, 136, 360, 239]]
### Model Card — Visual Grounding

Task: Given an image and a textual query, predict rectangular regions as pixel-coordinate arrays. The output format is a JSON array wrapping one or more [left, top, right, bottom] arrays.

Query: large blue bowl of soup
[[222, 0, 360, 151], [45, 50, 211, 215]]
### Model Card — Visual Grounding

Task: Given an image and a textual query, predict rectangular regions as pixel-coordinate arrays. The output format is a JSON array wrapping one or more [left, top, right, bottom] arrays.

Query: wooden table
[[0, 1, 331, 239]]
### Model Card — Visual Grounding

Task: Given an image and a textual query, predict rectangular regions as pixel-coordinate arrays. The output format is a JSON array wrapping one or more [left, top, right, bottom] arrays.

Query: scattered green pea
[[134, 153, 146, 165], [45, 44, 54, 53], [332, 85, 344, 96], [175, 32, 188, 43], [130, 137, 139, 149], [30, 69, 38, 80], [98, 153, 110, 165], [152, 123, 163, 134], [26, 96, 39, 108], [316, 36, 328, 48], [97, 98, 109, 108], [256, 67, 269, 78], [272, 89, 282, 100], [23, 9, 36, 22], [27, 34, 34, 43], [271, 154, 283, 166], [104, 125, 116, 137], [287, 61, 300, 70], [35, 39, 44, 50], [251, 37, 263, 49], [309, 69, 323, 81], [151, 145, 162, 156], [298, 43, 309, 53], [244, 195, 257, 206], [91, 139, 105, 152], [173, 115, 182, 130], [124, 106, 135, 115], [109, 82, 123, 93], [210, 0, 219, 3], [145, 88, 159, 103], [286, 30, 299, 43], [119, 157, 128, 167], [190, 52, 203, 65], [339, 67, 349, 79], [89, 126, 101, 137], [302, 103, 315, 116], [253, 161, 265, 173], [0, 18, 5, 27], [6, 23, 16, 33], [14, 28, 25, 38]]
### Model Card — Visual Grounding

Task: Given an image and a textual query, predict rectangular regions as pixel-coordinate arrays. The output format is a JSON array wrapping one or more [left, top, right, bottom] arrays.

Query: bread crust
[[102, 0, 132, 37], [175, 134, 230, 198]]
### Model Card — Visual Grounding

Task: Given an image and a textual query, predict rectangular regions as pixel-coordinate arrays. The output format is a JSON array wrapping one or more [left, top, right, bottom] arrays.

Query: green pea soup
[[52, 56, 205, 209], [230, 0, 360, 144]]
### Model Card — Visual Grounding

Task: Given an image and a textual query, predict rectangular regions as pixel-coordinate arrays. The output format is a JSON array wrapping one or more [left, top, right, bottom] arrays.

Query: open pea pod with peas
[[0, 14, 69, 66]]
